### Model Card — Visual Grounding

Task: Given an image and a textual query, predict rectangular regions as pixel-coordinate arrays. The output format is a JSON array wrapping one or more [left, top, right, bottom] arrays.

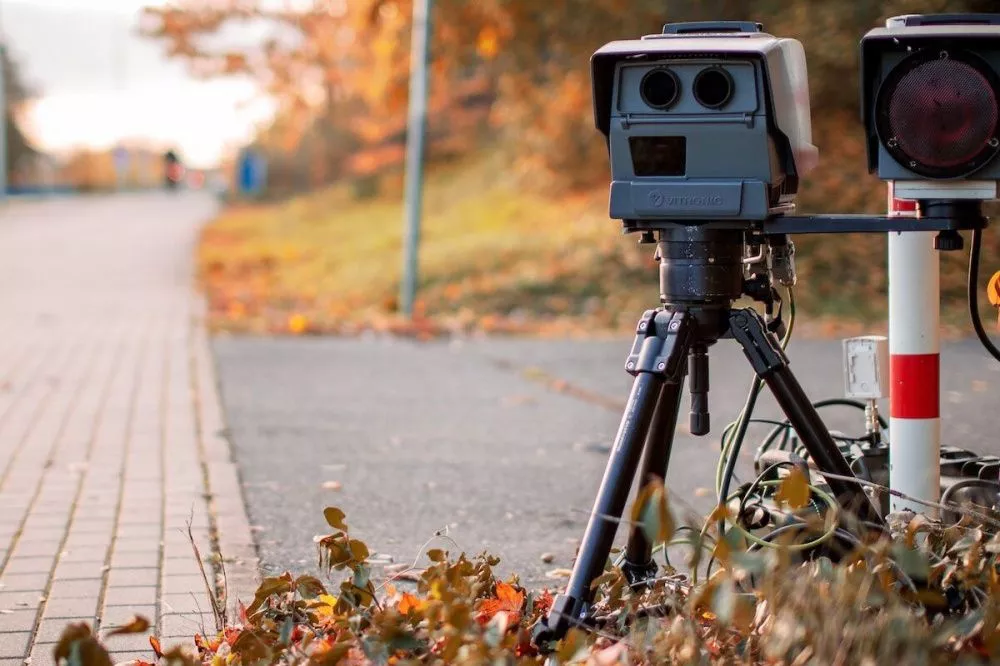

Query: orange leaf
[[475, 582, 524, 626], [105, 616, 150, 636], [288, 313, 309, 334], [397, 592, 420, 614], [149, 636, 163, 659]]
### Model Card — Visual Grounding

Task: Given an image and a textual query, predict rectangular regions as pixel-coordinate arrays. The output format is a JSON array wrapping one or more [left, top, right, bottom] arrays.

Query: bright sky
[[8, 0, 278, 168]]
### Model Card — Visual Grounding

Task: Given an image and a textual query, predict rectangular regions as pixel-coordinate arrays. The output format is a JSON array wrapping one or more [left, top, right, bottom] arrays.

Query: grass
[[199, 154, 659, 337], [199, 151, 998, 338]]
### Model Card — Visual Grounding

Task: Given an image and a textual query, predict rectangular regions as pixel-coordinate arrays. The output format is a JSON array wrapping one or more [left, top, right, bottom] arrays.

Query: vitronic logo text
[[648, 191, 725, 208]]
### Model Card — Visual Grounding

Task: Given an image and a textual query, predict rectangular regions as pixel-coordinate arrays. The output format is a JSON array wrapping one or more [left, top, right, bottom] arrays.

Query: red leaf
[[475, 582, 525, 626]]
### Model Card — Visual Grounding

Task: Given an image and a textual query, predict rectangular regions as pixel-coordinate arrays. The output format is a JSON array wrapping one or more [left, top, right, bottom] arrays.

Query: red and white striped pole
[[887, 183, 940, 514]]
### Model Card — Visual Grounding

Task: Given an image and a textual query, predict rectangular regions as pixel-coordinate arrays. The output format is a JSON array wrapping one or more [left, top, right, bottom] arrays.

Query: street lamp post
[[0, 1, 8, 204], [399, 0, 432, 318]]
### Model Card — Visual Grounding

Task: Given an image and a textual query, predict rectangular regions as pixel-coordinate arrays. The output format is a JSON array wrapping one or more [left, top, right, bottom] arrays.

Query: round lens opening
[[640, 68, 680, 110], [693, 67, 734, 109], [876, 50, 1000, 178]]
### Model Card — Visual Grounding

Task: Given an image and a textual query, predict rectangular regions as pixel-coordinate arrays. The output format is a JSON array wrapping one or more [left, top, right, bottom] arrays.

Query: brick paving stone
[[111, 539, 161, 554], [115, 526, 162, 540], [68, 519, 117, 534], [63, 531, 113, 548], [161, 559, 205, 576], [0, 609, 36, 633], [15, 528, 66, 543], [0, 658, 25, 666], [52, 566, 109, 585], [106, 569, 158, 588], [162, 575, 211, 596], [0, 573, 49, 592], [9, 542, 64, 560], [2, 557, 55, 575], [103, 587, 158, 608], [26, 646, 57, 666], [0, 632, 30, 658], [110, 552, 159, 570], [159, 594, 214, 616], [48, 579, 103, 600], [42, 597, 99, 619], [57, 549, 107, 564], [101, 606, 156, 627], [159, 613, 215, 638], [0, 591, 46, 611]]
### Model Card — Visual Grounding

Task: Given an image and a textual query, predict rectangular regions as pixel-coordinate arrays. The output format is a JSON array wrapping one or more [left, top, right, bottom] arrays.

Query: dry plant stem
[[818, 471, 1000, 530], [187, 512, 226, 633], [375, 531, 464, 593]]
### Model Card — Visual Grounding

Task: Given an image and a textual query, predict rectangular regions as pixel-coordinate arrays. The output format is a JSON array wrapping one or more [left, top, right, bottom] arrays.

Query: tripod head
[[640, 224, 793, 436]]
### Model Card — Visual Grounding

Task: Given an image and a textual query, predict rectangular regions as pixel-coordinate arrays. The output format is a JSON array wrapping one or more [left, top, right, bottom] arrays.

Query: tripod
[[533, 226, 884, 643]]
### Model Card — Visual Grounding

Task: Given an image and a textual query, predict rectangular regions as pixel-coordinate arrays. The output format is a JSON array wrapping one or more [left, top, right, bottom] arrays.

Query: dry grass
[[198, 142, 998, 339]]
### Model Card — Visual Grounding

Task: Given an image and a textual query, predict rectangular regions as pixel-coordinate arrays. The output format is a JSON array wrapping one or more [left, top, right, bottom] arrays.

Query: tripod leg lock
[[729, 309, 789, 376], [625, 309, 692, 378]]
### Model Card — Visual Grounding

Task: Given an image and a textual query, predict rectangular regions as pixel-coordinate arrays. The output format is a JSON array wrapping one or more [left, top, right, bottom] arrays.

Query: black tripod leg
[[622, 379, 684, 585], [729, 309, 885, 527], [534, 310, 693, 645], [535, 370, 662, 641]]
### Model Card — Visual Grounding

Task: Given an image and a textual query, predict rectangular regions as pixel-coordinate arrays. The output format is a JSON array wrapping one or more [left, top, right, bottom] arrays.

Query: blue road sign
[[237, 149, 267, 197]]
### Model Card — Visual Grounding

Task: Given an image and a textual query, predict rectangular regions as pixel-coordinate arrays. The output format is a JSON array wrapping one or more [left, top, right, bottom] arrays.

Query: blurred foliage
[[139, 0, 999, 193], [1, 44, 43, 183], [198, 155, 997, 337], [154, 0, 1000, 327]]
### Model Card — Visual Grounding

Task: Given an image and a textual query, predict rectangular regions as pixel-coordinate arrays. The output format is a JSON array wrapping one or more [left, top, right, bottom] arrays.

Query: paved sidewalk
[[0, 194, 258, 665]]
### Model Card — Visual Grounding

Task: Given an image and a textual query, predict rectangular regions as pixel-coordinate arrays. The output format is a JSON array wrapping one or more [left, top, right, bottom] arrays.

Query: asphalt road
[[214, 333, 1000, 586]]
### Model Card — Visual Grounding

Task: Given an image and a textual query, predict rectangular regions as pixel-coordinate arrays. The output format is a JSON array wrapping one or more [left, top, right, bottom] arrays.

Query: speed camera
[[591, 21, 818, 223]]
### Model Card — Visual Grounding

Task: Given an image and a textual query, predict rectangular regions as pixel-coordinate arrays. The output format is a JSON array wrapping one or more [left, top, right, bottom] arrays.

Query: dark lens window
[[888, 58, 997, 169], [640, 69, 680, 109], [876, 50, 1000, 178], [630, 136, 686, 176], [693, 68, 734, 109]]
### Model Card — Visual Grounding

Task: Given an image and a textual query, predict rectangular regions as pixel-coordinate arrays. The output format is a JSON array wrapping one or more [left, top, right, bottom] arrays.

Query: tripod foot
[[621, 559, 659, 590], [531, 593, 591, 647]]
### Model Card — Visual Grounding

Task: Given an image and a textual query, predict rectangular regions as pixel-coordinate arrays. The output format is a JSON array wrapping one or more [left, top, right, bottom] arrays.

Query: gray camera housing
[[592, 25, 818, 223], [861, 14, 1000, 200]]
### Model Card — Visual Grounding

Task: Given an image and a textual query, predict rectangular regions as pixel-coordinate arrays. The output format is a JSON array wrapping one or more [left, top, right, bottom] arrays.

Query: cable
[[756, 399, 888, 458], [968, 228, 1000, 364]]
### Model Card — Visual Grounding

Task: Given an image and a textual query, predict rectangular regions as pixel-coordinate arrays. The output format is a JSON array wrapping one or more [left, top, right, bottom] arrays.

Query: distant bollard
[[113, 146, 129, 192], [237, 149, 267, 199]]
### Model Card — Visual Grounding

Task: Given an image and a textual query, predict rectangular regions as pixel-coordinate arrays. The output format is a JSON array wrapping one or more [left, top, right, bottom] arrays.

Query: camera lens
[[693, 67, 734, 109], [876, 50, 1000, 178], [640, 68, 680, 110]]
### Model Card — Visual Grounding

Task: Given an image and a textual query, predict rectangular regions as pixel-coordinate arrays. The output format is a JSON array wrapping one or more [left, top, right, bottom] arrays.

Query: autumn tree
[[1, 44, 39, 182], [140, 0, 1000, 196]]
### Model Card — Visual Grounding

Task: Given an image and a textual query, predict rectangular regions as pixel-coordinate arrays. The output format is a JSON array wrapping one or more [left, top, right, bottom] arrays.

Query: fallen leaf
[[475, 581, 525, 626], [288, 313, 309, 334], [775, 467, 811, 509], [546, 568, 573, 579], [322, 481, 342, 491], [398, 592, 421, 614], [105, 616, 150, 636]]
